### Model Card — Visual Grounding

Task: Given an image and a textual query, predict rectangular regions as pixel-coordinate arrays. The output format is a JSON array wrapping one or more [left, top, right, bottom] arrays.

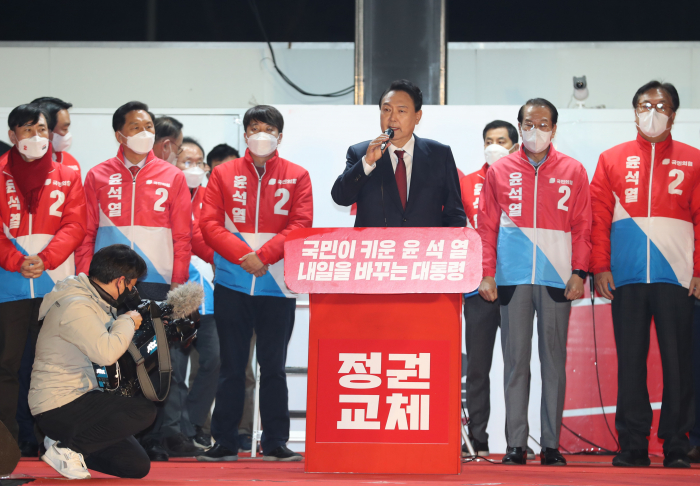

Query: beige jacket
[[29, 274, 136, 415]]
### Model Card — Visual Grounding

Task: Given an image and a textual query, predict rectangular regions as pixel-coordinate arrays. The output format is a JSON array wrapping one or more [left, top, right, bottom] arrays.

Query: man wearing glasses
[[590, 81, 700, 468], [477, 98, 591, 466]]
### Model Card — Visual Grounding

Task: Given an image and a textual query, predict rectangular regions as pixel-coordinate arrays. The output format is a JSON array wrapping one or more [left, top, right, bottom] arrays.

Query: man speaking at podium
[[331, 79, 466, 228]]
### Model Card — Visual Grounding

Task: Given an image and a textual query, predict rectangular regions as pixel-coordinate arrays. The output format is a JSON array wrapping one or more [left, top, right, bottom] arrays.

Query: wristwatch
[[572, 269, 587, 279]]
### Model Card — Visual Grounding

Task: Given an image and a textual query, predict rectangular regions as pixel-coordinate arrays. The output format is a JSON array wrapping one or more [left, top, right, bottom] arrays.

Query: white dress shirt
[[362, 134, 415, 198], [125, 156, 147, 171]]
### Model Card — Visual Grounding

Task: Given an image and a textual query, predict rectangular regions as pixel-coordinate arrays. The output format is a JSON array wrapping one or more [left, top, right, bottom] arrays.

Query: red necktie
[[128, 166, 140, 178], [394, 150, 407, 210]]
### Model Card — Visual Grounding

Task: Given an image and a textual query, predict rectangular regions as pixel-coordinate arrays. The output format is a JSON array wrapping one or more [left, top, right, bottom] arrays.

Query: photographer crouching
[[28, 244, 156, 480]]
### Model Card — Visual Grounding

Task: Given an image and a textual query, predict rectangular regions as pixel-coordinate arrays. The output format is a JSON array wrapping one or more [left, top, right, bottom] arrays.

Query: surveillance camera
[[573, 76, 589, 101]]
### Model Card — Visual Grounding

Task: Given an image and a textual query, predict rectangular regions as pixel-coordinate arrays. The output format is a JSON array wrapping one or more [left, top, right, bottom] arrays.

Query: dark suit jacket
[[331, 135, 467, 228]]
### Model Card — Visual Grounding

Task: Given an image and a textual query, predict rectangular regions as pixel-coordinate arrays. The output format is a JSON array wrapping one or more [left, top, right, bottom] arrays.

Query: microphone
[[380, 128, 394, 151], [165, 282, 204, 319]]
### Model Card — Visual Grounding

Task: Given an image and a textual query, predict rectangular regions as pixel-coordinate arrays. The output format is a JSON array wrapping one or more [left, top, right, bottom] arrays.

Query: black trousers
[[463, 293, 500, 444], [211, 285, 295, 454], [0, 298, 42, 442], [35, 392, 156, 479], [611, 283, 695, 453]]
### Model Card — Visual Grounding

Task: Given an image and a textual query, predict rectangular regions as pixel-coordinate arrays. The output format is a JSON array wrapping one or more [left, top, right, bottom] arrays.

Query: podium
[[284, 227, 481, 475]]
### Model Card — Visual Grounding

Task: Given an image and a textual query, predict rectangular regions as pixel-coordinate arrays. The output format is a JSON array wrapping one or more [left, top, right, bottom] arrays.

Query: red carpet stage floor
[[5, 454, 700, 486]]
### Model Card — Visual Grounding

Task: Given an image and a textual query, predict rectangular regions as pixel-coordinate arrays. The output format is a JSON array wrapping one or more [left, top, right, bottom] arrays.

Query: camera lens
[[575, 82, 584, 89]]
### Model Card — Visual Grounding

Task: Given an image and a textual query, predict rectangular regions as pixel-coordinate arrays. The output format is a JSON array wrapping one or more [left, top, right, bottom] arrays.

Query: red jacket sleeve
[[169, 172, 192, 284], [569, 165, 592, 272], [74, 170, 99, 275], [200, 168, 255, 265], [37, 173, 87, 270], [191, 188, 214, 264], [690, 172, 700, 278], [589, 154, 615, 274], [0, 235, 25, 272], [476, 168, 500, 278], [257, 171, 314, 265]]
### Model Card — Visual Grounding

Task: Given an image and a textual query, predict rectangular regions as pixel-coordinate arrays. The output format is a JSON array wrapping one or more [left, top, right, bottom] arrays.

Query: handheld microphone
[[380, 128, 394, 151]]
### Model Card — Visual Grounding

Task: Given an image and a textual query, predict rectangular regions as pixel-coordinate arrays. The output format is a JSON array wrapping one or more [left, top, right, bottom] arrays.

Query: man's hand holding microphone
[[365, 128, 394, 166]]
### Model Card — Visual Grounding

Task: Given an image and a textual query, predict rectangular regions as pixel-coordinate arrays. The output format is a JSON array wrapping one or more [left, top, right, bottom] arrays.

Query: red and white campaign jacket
[[460, 163, 489, 228], [200, 149, 313, 298], [75, 147, 192, 285], [0, 151, 86, 303], [477, 145, 591, 289], [53, 151, 81, 178], [590, 134, 700, 288]]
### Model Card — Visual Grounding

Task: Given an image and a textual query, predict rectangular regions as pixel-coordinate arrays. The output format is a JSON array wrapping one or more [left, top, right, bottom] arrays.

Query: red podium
[[284, 227, 482, 475]]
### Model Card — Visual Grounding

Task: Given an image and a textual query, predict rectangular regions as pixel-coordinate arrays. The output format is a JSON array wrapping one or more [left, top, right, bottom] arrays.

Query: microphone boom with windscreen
[[380, 128, 394, 151]]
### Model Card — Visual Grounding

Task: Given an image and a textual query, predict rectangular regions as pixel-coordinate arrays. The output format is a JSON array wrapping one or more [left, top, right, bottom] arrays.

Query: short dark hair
[[517, 98, 558, 125], [632, 80, 680, 112], [154, 116, 183, 142], [182, 136, 205, 158], [88, 244, 147, 283], [206, 143, 240, 166], [112, 101, 152, 132], [243, 105, 284, 133], [31, 97, 73, 131], [483, 120, 518, 144], [379, 79, 423, 112], [8, 103, 50, 131]]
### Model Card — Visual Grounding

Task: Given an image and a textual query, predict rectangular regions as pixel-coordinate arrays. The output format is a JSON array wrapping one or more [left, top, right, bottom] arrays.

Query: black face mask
[[89, 278, 139, 309]]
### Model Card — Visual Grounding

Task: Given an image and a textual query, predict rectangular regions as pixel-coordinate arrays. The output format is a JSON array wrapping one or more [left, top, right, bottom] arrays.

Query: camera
[[99, 287, 202, 399], [573, 76, 589, 102]]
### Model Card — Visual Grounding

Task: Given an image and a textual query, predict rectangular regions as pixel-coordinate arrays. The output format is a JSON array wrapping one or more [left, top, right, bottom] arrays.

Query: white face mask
[[120, 130, 155, 155], [52, 131, 72, 152], [484, 144, 510, 165], [636, 109, 670, 139], [183, 167, 205, 189], [15, 135, 49, 160], [521, 128, 552, 154], [246, 132, 279, 157]]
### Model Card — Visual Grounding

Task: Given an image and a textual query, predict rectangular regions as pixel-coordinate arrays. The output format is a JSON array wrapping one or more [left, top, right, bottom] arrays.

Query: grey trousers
[[238, 333, 257, 436], [463, 293, 501, 444], [501, 285, 571, 449]]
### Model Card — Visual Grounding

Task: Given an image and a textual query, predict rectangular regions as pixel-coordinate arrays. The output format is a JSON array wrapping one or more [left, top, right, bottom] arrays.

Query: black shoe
[[238, 433, 252, 453], [540, 447, 566, 466], [263, 445, 302, 462], [461, 437, 489, 457], [163, 433, 200, 457], [688, 446, 700, 464], [19, 440, 39, 458], [612, 450, 650, 467], [526, 446, 535, 460], [196, 442, 238, 462], [192, 426, 212, 449], [502, 447, 527, 465], [663, 450, 691, 468], [141, 438, 169, 462]]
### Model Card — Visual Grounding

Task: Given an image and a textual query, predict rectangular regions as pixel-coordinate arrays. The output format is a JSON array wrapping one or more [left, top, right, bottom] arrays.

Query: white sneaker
[[44, 435, 56, 451], [41, 443, 91, 480]]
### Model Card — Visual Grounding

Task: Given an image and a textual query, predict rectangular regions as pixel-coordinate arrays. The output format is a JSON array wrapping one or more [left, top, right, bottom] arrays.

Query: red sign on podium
[[315, 339, 451, 444], [284, 227, 482, 294]]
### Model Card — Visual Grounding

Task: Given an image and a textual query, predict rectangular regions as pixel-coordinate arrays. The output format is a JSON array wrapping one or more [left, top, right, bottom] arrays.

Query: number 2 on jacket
[[49, 190, 65, 217], [274, 188, 289, 215], [558, 185, 570, 211], [154, 188, 168, 212]]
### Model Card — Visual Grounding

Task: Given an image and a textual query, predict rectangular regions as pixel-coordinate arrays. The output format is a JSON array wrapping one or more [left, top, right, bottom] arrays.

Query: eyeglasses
[[182, 160, 205, 169], [637, 101, 673, 114], [521, 121, 552, 132]]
